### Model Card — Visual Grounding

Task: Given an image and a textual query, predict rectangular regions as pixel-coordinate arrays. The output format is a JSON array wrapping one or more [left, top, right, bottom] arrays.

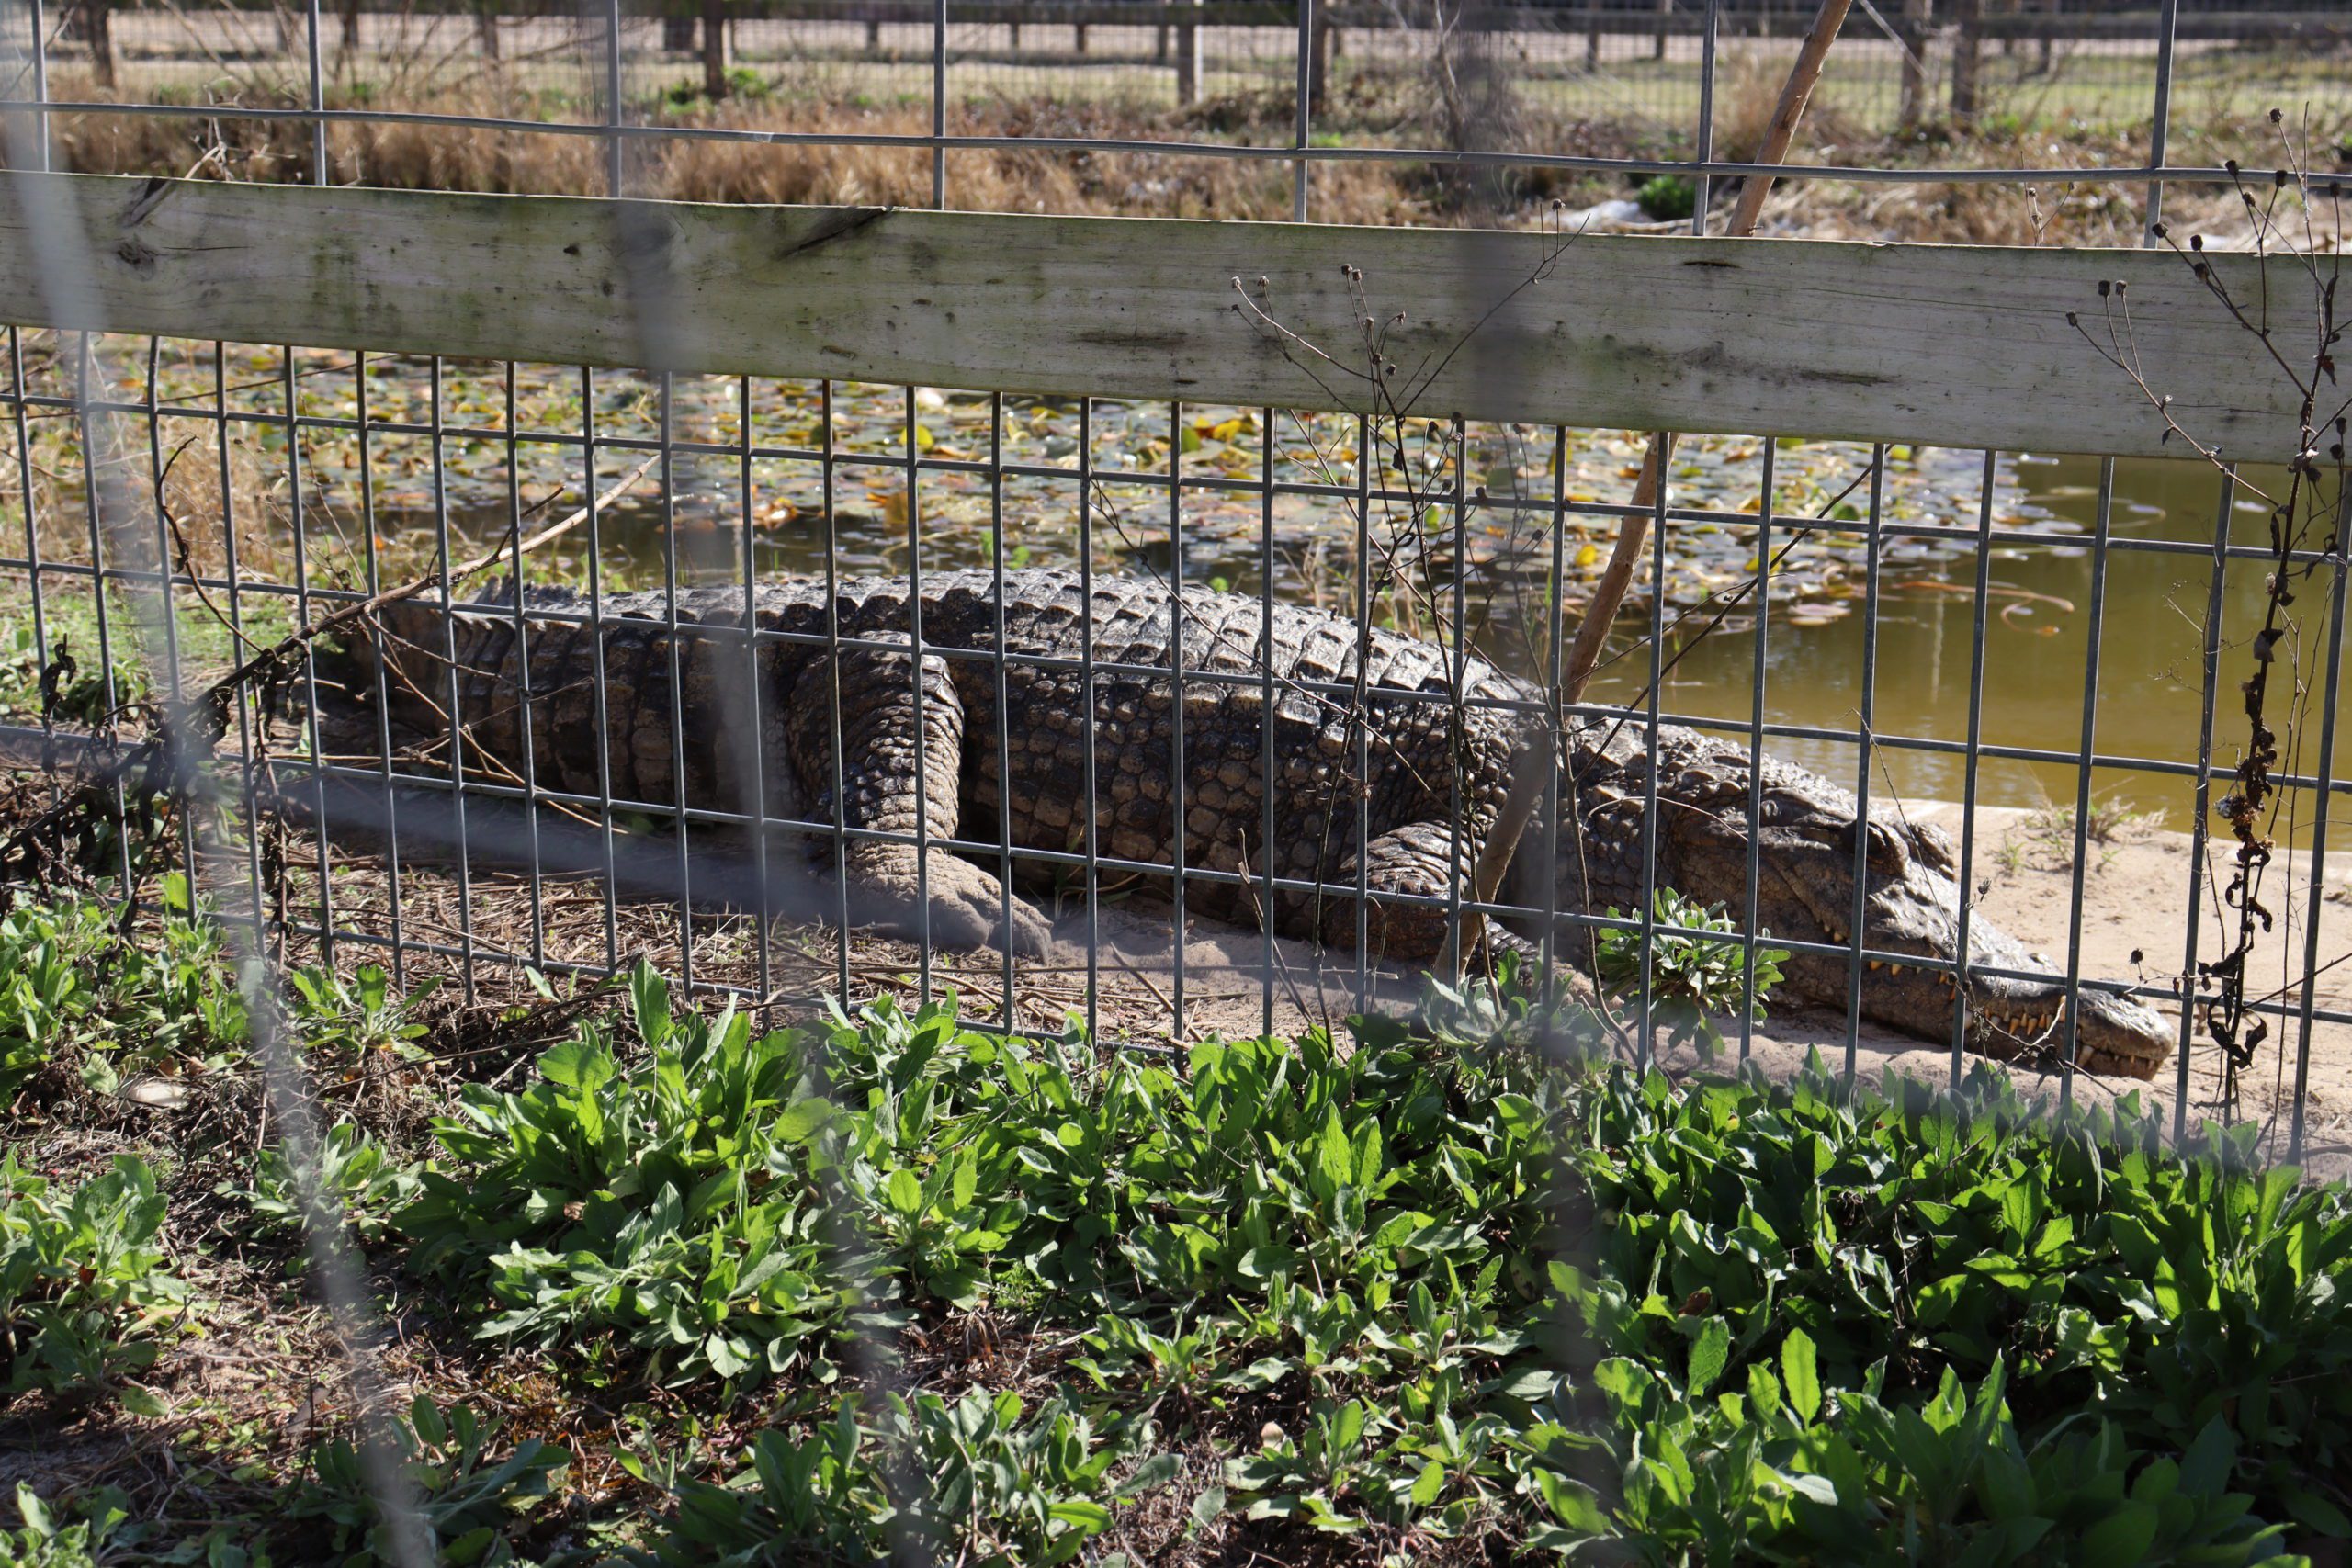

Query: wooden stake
[[1557, 0, 1855, 711], [1473, 0, 1856, 913]]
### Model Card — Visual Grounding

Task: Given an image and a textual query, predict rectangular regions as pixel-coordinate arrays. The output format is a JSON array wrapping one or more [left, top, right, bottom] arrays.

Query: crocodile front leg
[[784, 644, 1054, 958], [1316, 819, 1485, 965]]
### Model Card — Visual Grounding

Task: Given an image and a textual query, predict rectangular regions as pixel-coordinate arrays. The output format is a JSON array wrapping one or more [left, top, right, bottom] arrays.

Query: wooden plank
[[0, 173, 2307, 459]]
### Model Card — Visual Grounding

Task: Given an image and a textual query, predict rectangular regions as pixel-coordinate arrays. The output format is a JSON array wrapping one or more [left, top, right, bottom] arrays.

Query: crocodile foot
[[841, 846, 1056, 958]]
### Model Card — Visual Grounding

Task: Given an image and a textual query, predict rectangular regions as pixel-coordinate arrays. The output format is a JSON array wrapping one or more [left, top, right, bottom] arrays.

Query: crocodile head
[[1651, 787, 2175, 1079]]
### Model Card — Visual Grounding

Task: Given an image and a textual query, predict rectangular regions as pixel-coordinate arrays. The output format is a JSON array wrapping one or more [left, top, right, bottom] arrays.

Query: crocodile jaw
[[1763, 828, 2175, 1080]]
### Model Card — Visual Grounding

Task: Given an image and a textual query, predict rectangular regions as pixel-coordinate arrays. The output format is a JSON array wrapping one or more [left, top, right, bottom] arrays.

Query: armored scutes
[[352, 568, 2173, 1077]]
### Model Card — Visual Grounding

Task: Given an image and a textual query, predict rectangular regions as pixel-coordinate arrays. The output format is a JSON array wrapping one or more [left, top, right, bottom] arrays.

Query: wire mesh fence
[[1, 3, 2350, 1140], [0, 0, 2342, 1133], [6, 0, 2352, 1556], [2, 311, 2348, 1147]]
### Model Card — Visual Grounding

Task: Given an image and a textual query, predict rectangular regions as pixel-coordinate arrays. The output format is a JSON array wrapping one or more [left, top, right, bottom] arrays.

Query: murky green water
[[1578, 452, 2352, 832]]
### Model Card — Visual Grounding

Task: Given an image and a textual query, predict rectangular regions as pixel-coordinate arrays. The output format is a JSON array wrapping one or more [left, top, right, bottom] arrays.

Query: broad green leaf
[[1316, 1107, 1355, 1195], [1782, 1329, 1822, 1423], [1687, 1315, 1731, 1396], [538, 1036, 612, 1092], [887, 1168, 922, 1218], [775, 1096, 833, 1143], [2078, 1500, 2158, 1564]]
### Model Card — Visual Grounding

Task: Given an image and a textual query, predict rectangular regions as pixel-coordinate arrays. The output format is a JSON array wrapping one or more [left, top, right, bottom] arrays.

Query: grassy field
[[7, 879, 2352, 1562], [28, 17, 2350, 243]]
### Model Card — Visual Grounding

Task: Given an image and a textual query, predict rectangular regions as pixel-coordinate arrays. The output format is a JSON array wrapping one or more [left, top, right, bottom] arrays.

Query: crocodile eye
[[1840, 818, 1909, 877], [1911, 823, 1960, 877]]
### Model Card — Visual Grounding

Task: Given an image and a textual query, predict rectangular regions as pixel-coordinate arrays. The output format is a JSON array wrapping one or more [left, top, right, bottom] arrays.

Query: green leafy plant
[[398, 965, 900, 1384], [0, 611, 151, 728], [232, 1122, 422, 1246], [1635, 173, 1697, 222], [1596, 887, 1788, 1057], [0, 1154, 183, 1413], [4, 1484, 266, 1566], [4, 1485, 118, 1567], [646, 1388, 1175, 1566], [288, 1396, 564, 1566], [20, 914, 2352, 1561], [0, 880, 246, 1104], [286, 964, 437, 1061]]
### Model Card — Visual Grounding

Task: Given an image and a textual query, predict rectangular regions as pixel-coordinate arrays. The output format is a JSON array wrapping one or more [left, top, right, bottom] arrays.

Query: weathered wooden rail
[[0, 172, 2300, 461]]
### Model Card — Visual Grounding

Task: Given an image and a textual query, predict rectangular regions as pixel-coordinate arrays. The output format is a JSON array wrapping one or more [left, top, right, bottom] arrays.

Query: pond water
[[1576, 451, 2350, 832]]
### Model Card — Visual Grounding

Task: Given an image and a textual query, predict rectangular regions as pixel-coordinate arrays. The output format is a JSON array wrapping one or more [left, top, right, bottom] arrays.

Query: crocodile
[[351, 567, 2173, 1077]]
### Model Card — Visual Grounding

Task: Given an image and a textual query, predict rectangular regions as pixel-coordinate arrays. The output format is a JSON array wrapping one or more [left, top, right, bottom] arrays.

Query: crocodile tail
[[351, 575, 578, 736]]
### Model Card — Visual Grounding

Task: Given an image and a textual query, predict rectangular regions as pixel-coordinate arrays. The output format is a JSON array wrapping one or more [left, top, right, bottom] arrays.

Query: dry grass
[[40, 69, 1488, 224], [40, 60, 2335, 248]]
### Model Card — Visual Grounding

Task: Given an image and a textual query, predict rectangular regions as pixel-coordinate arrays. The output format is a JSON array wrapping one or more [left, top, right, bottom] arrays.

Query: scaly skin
[[354, 568, 2174, 1077], [1542, 719, 2174, 1079]]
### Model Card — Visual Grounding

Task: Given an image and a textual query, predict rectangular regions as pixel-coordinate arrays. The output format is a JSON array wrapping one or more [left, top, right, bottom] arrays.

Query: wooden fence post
[[476, 3, 500, 59], [866, 17, 883, 49], [1897, 0, 1927, 127], [1309, 13, 1332, 107], [1950, 0, 1980, 124], [1653, 0, 1670, 61], [1074, 21, 1088, 52], [1175, 0, 1203, 104], [702, 0, 729, 96], [82, 0, 117, 87], [338, 0, 362, 57], [1008, 19, 1021, 51], [1156, 22, 1170, 61]]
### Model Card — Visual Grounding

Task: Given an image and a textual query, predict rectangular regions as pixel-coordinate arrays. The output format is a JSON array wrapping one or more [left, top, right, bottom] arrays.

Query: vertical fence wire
[[1258, 403, 1278, 1041], [990, 390, 1015, 1032], [903, 380, 933, 1005], [1291, 0, 1312, 221], [425, 355, 477, 1000], [1635, 445, 1668, 1066], [932, 0, 947, 208], [1539, 425, 1566, 1025], [1078, 394, 1101, 1042], [582, 364, 622, 972], [738, 374, 774, 1004], [303, 0, 324, 184], [352, 348, 407, 988], [2289, 479, 2350, 1159], [2144, 0, 2178, 243], [213, 340, 267, 956], [1839, 446, 1886, 1080], [22, 0, 44, 172], [1737, 440, 1774, 1060], [503, 362, 547, 972], [1167, 398, 1188, 1035], [2175, 469, 2236, 1140], [139, 347, 195, 896], [821, 377, 849, 1001], [2055, 459, 2118, 1106], [1949, 449, 1998, 1089]]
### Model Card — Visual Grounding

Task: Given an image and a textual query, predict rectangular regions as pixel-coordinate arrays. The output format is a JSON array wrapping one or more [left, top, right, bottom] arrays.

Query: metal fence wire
[[1, 0, 2350, 1179]]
